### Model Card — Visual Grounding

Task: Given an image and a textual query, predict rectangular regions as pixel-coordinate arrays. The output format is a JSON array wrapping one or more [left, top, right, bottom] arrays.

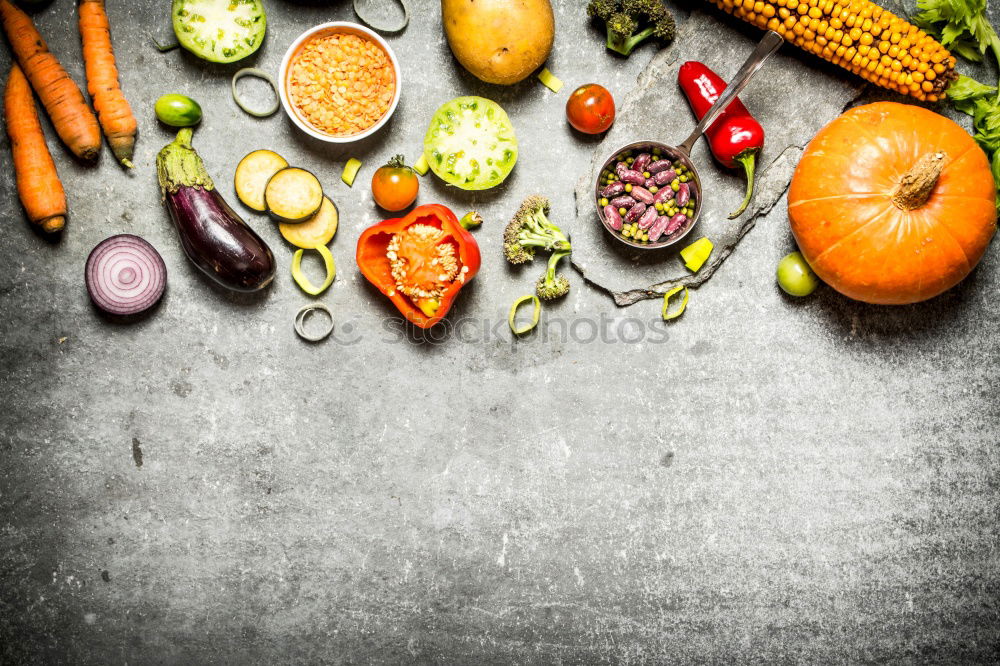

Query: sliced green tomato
[[680, 237, 713, 273], [291, 244, 336, 296], [172, 0, 266, 64], [342, 158, 362, 187], [423, 96, 517, 191], [413, 154, 429, 176]]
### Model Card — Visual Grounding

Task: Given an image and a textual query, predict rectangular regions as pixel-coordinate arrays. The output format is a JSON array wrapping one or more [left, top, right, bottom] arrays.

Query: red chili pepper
[[357, 203, 481, 329], [678, 61, 765, 219]]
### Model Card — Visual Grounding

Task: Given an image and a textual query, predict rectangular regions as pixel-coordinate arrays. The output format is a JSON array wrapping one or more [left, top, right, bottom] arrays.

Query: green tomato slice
[[423, 96, 518, 191], [172, 0, 266, 64]]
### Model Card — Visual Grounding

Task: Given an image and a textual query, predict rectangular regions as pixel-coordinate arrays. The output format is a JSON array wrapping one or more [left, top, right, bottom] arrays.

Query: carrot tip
[[41, 216, 66, 233]]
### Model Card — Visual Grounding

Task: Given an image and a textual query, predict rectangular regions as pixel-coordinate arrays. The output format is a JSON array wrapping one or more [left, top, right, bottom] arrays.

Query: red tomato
[[371, 156, 419, 211], [566, 84, 615, 134]]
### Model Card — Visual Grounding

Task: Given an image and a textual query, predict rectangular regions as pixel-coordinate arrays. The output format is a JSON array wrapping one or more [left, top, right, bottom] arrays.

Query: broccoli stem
[[545, 250, 571, 282], [607, 26, 654, 56]]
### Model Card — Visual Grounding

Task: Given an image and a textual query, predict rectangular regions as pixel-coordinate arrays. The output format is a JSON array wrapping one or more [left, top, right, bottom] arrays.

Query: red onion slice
[[85, 234, 167, 316]]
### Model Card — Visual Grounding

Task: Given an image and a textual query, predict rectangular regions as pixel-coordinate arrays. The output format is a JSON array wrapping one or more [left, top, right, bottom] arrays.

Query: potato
[[441, 0, 554, 85]]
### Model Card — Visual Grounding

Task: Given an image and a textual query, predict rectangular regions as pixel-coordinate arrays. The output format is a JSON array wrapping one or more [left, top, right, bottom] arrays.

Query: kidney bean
[[615, 162, 630, 177], [624, 202, 646, 224], [665, 214, 687, 236], [621, 170, 646, 185], [647, 160, 673, 173], [637, 206, 658, 230], [603, 205, 623, 230], [631, 186, 655, 205], [610, 195, 636, 209], [644, 178, 657, 189], [633, 153, 652, 173], [654, 169, 676, 186], [676, 183, 691, 207], [601, 181, 625, 198], [653, 187, 675, 204], [648, 215, 670, 242]]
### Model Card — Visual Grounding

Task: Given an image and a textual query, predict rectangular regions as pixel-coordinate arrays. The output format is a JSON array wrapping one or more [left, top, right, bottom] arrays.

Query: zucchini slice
[[265, 167, 324, 223], [280, 197, 338, 249], [235, 149, 288, 211], [172, 0, 267, 64]]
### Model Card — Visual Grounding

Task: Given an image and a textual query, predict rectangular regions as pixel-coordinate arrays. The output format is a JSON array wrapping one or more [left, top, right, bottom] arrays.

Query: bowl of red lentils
[[279, 22, 400, 143]]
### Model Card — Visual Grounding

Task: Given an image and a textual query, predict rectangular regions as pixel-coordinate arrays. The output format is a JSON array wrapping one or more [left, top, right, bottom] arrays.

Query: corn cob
[[710, 0, 957, 101]]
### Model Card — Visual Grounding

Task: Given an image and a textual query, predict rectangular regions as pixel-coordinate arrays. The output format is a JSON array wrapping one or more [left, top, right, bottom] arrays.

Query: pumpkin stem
[[891, 151, 946, 211]]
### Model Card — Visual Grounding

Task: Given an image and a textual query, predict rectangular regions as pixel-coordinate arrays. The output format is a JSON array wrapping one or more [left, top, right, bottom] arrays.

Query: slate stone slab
[[573, 11, 862, 305]]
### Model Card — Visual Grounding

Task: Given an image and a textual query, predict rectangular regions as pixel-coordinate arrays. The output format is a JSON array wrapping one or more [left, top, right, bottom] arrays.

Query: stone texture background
[[1, 0, 998, 663]]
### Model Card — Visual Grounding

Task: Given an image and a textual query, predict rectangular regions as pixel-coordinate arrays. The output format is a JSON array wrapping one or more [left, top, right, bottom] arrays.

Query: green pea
[[625, 184, 633, 193], [671, 180, 680, 192], [649, 185, 658, 194], [619, 207, 627, 215], [599, 197, 609, 207]]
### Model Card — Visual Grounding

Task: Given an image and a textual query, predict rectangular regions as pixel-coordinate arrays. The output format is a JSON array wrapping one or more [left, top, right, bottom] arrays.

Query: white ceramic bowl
[[278, 22, 401, 143]]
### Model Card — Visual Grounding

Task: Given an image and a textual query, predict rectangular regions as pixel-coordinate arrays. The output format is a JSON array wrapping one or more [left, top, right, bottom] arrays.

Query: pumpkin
[[788, 102, 996, 305]]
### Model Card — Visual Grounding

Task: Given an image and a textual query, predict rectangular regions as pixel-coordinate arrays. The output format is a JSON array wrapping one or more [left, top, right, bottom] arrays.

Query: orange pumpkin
[[788, 102, 996, 305]]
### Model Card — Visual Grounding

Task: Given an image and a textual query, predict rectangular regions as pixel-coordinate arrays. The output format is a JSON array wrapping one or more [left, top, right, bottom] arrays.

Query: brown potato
[[441, 0, 555, 85]]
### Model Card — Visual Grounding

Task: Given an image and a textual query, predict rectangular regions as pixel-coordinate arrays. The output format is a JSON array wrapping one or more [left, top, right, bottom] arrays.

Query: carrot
[[78, 0, 136, 167], [5, 64, 66, 233], [0, 0, 100, 161]]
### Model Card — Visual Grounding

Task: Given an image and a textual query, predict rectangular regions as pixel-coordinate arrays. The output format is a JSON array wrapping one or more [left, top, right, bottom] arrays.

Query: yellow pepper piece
[[291, 244, 336, 296], [680, 237, 713, 272], [413, 154, 430, 176], [537, 68, 563, 93], [661, 286, 689, 321], [341, 158, 362, 187]]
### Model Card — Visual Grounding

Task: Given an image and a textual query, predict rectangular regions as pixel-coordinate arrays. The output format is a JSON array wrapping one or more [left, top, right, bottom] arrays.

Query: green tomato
[[172, 0, 266, 64], [777, 251, 819, 297], [423, 96, 518, 191], [155, 94, 202, 127]]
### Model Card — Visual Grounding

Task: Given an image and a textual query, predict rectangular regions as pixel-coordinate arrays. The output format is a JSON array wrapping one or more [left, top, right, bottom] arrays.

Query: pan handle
[[676, 30, 783, 157]]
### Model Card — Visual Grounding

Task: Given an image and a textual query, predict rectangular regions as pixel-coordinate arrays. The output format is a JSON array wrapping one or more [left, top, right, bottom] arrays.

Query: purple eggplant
[[156, 129, 274, 292]]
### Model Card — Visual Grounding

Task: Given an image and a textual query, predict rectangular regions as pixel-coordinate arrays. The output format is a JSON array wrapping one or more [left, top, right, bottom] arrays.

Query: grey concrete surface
[[1, 0, 998, 663]]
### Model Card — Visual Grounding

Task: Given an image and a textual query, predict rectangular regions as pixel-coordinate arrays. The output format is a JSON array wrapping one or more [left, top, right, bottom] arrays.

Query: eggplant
[[156, 129, 275, 292]]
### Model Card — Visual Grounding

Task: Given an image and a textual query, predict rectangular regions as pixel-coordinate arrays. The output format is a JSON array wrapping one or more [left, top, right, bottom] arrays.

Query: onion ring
[[294, 303, 334, 342], [231, 68, 279, 118]]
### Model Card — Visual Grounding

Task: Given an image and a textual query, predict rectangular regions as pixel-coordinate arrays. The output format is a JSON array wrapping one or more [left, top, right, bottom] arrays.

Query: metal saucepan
[[595, 30, 784, 250]]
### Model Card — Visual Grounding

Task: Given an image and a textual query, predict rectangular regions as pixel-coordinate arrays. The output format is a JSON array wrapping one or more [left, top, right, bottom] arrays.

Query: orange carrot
[[0, 0, 100, 161], [5, 64, 66, 233], [78, 0, 136, 167]]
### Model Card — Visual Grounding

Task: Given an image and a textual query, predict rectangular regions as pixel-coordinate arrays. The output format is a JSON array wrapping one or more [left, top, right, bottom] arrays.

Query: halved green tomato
[[423, 96, 518, 191], [172, 0, 266, 64]]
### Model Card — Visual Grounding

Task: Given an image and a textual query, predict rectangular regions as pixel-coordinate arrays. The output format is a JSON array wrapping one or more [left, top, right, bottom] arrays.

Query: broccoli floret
[[587, 0, 676, 57], [536, 250, 571, 300], [503, 195, 571, 265]]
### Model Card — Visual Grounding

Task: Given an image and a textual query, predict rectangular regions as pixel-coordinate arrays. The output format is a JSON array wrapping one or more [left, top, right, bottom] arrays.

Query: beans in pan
[[598, 147, 700, 244]]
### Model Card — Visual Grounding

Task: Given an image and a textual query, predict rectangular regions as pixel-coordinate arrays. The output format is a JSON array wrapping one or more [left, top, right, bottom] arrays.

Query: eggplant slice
[[265, 167, 324, 223]]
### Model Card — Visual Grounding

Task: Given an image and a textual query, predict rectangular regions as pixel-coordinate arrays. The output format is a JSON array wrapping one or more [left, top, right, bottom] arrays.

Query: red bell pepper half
[[356, 203, 481, 329], [678, 61, 765, 219]]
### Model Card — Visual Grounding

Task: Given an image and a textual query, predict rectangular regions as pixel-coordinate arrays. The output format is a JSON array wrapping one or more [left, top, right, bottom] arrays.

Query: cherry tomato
[[777, 252, 819, 297], [566, 84, 616, 134], [371, 156, 419, 211]]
